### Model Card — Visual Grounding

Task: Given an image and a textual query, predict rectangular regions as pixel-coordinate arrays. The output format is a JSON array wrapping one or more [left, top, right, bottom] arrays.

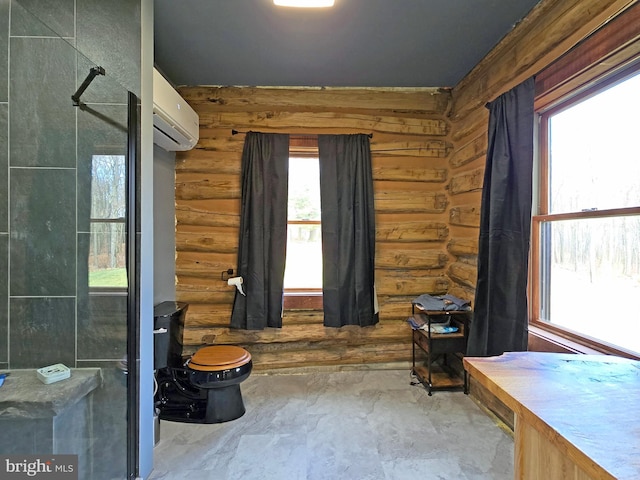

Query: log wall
[[174, 86, 453, 370], [172, 0, 638, 372], [446, 0, 637, 297]]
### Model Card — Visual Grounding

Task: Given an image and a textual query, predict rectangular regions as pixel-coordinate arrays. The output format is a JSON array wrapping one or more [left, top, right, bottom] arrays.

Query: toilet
[[153, 301, 252, 424]]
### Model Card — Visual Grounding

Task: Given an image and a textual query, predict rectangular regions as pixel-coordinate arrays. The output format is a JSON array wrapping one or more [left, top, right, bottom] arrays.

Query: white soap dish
[[37, 363, 71, 384]]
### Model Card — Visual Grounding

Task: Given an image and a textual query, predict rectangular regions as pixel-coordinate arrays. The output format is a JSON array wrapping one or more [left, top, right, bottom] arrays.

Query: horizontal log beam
[[180, 300, 421, 327], [176, 290, 235, 304], [180, 86, 450, 114], [193, 135, 451, 158], [371, 139, 451, 158], [448, 261, 478, 289], [376, 245, 447, 269], [176, 251, 237, 278], [449, 205, 481, 228], [249, 343, 413, 370], [184, 308, 414, 328], [447, 238, 479, 257], [375, 191, 448, 213], [176, 225, 239, 253], [192, 320, 410, 351], [184, 305, 232, 328], [282, 310, 325, 325], [375, 221, 448, 242], [183, 322, 408, 346], [449, 167, 484, 195], [373, 165, 447, 183], [449, 107, 488, 143], [192, 135, 243, 153], [183, 318, 229, 331], [376, 270, 449, 296], [175, 173, 240, 200], [176, 199, 241, 227], [176, 151, 241, 174], [176, 276, 236, 304], [180, 298, 453, 326], [176, 150, 448, 182], [199, 111, 449, 137], [450, 134, 487, 169], [377, 297, 417, 321]]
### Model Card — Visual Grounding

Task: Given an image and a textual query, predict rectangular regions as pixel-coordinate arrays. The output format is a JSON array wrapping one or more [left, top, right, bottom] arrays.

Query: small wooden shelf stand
[[410, 305, 470, 395]]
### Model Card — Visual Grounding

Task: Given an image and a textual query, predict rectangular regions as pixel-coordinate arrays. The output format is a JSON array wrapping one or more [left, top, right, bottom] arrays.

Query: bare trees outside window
[[89, 155, 127, 289], [534, 70, 640, 354]]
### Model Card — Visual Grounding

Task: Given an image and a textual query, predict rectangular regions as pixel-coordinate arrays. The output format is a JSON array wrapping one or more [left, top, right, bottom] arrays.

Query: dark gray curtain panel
[[467, 77, 535, 357], [231, 132, 289, 330], [318, 134, 378, 328]]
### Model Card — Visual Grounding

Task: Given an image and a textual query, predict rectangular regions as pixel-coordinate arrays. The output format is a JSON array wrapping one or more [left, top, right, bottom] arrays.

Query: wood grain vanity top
[[464, 352, 640, 480]]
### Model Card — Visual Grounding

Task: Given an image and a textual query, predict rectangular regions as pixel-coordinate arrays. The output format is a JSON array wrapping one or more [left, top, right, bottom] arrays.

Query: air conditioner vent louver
[[153, 68, 199, 151]]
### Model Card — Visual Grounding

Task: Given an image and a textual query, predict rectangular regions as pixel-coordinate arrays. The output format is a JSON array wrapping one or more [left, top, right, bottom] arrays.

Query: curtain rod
[[372, 148, 441, 152], [231, 129, 373, 138], [230, 130, 439, 153]]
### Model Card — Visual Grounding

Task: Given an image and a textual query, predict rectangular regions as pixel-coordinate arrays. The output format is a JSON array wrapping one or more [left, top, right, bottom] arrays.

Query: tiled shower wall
[[0, 0, 140, 369], [1, 2, 141, 474]]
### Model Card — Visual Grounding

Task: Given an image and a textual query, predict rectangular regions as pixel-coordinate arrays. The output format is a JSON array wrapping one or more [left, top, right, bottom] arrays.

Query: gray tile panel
[[77, 0, 140, 96], [9, 297, 75, 368], [10, 0, 75, 38], [0, 0, 8, 102], [77, 289, 127, 360], [10, 168, 75, 296], [9, 37, 75, 167], [0, 235, 6, 363], [0, 104, 7, 232], [77, 361, 128, 478]]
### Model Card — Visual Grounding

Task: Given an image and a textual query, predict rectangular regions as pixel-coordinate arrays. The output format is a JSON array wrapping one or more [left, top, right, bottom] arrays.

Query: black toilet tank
[[153, 301, 189, 370]]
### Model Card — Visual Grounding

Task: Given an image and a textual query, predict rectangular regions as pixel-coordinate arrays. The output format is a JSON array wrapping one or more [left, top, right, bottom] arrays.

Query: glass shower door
[[0, 3, 140, 479], [75, 71, 140, 480]]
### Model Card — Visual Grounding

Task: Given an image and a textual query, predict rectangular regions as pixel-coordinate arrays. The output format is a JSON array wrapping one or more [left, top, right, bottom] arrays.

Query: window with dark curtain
[[231, 132, 378, 329], [466, 78, 535, 357], [230, 132, 290, 330], [318, 134, 378, 328]]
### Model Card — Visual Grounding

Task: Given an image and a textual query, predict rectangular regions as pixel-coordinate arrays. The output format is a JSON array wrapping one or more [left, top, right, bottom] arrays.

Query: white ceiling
[[154, 0, 541, 88]]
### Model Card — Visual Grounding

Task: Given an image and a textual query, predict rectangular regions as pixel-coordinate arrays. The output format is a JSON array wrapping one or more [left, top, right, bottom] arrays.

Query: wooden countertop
[[464, 352, 640, 480]]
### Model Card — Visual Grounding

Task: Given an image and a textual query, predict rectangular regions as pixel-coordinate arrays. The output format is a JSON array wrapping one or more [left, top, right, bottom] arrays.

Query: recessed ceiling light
[[273, 0, 335, 7]]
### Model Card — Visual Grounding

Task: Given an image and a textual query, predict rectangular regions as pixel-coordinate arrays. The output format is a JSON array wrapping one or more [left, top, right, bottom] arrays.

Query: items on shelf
[[412, 293, 471, 312], [406, 315, 458, 334]]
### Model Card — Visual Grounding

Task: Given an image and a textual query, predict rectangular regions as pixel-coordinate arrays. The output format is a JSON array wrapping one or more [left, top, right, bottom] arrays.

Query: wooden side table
[[410, 306, 470, 395]]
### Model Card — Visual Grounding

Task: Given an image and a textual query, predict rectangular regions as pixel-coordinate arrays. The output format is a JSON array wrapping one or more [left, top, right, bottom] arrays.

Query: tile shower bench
[[0, 368, 101, 475]]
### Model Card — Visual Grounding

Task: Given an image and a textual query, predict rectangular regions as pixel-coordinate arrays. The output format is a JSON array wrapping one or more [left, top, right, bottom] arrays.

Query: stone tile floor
[[149, 369, 513, 480]]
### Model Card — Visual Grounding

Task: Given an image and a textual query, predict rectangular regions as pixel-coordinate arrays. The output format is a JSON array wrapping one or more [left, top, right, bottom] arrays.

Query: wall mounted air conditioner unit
[[153, 68, 199, 151]]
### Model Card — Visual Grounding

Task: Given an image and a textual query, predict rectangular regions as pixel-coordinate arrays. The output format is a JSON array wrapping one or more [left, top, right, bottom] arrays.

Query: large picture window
[[533, 68, 640, 355]]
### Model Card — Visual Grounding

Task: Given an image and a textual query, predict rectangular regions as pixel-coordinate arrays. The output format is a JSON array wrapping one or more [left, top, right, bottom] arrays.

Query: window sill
[[89, 288, 128, 295], [283, 291, 323, 310], [528, 323, 640, 360]]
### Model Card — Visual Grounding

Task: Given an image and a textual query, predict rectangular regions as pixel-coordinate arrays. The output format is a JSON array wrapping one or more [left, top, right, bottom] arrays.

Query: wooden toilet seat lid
[[189, 345, 251, 371]]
